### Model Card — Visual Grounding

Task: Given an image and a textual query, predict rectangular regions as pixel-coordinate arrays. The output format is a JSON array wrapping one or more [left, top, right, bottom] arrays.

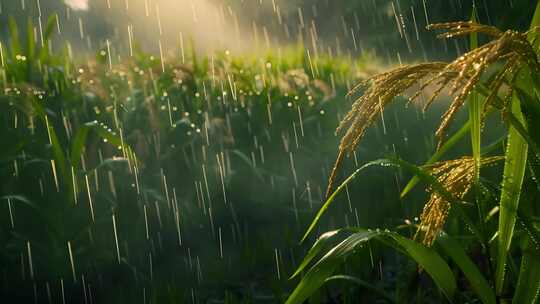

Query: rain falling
[[1, 0, 540, 303]]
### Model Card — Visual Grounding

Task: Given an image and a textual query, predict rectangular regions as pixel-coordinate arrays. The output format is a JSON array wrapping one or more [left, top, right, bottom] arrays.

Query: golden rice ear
[[325, 150, 344, 199], [415, 197, 451, 245], [427, 21, 503, 39], [337, 62, 447, 152], [327, 21, 538, 199], [482, 58, 519, 112], [426, 27, 539, 147], [415, 156, 503, 245], [324, 63, 446, 196]]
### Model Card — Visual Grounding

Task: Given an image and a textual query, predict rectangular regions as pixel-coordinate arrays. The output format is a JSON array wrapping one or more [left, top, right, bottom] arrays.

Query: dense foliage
[[2, 1, 540, 304], [0, 14, 432, 303]]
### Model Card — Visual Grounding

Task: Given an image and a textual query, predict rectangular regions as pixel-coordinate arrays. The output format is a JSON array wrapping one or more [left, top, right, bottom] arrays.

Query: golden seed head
[[326, 21, 538, 198], [415, 156, 503, 245]]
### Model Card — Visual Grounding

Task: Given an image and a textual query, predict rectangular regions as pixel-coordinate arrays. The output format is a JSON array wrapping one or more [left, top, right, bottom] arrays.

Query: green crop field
[[1, 0, 540, 303]]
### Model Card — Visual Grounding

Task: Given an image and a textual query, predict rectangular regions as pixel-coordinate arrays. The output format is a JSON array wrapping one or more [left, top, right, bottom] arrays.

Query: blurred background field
[[0, 0, 537, 303]]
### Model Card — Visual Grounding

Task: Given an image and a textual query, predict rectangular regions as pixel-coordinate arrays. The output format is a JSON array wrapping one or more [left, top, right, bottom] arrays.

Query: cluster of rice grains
[[327, 21, 540, 244], [415, 156, 502, 245]]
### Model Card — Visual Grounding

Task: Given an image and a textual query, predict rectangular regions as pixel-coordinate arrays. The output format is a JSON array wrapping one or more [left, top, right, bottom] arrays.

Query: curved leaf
[[91, 158, 130, 172], [38, 15, 58, 62], [300, 162, 377, 242], [390, 233, 457, 301], [287, 230, 381, 304], [288, 230, 456, 304], [325, 275, 395, 303], [437, 234, 495, 304], [70, 121, 137, 170], [1, 195, 37, 209], [230, 149, 264, 182], [291, 228, 357, 278], [303, 157, 482, 243], [513, 248, 540, 304]]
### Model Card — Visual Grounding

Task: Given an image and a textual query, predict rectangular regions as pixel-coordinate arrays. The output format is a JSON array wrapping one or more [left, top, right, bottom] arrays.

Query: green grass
[[0, 14, 398, 303]]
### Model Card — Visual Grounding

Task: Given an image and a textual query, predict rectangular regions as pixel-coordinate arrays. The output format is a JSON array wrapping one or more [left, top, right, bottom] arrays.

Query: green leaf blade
[[437, 234, 495, 304], [391, 234, 457, 301], [513, 249, 540, 304], [496, 97, 528, 294]]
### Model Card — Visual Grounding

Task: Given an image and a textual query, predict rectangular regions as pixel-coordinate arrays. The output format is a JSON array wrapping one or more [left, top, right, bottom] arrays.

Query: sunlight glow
[[64, 0, 89, 11]]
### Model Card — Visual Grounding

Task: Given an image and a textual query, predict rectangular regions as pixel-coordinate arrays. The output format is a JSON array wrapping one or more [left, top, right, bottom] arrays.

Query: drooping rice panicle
[[427, 21, 503, 39], [326, 22, 540, 196], [415, 156, 503, 245]]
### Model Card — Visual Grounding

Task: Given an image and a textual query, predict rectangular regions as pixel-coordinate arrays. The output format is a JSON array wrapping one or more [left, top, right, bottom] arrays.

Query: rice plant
[[289, 2, 540, 303]]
